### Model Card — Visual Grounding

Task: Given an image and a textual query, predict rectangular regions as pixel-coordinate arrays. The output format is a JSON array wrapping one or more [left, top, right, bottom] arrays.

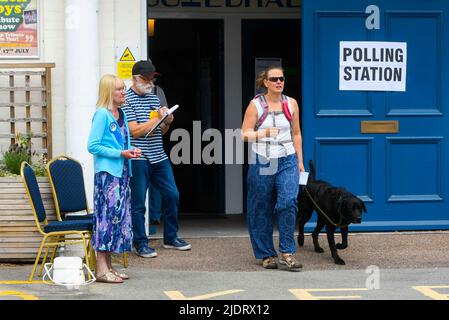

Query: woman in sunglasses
[[241, 66, 305, 272]]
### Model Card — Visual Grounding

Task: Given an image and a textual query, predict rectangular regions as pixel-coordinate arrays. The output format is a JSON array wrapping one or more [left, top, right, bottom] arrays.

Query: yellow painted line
[[165, 289, 244, 300], [289, 288, 369, 300], [413, 286, 449, 300], [0, 291, 39, 300], [0, 280, 45, 285]]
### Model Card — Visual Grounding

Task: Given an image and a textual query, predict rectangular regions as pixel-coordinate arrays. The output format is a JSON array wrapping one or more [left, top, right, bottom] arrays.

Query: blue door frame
[[302, 0, 449, 231]]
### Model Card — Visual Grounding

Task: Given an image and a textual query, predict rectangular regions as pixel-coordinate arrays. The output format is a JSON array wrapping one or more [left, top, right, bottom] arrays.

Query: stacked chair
[[46, 155, 127, 268], [20, 162, 94, 281]]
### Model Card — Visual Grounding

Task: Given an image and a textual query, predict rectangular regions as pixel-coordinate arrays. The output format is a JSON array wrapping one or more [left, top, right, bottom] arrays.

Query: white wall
[[99, 0, 146, 78], [65, 0, 100, 207], [41, 0, 66, 156], [99, 0, 115, 75]]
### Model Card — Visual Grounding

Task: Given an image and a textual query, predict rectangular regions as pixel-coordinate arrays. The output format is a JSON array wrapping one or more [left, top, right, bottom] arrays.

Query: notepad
[[299, 171, 309, 185], [145, 104, 179, 138]]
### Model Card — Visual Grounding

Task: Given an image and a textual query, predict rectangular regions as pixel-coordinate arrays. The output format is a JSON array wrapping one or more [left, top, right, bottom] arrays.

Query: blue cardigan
[[87, 107, 132, 178]]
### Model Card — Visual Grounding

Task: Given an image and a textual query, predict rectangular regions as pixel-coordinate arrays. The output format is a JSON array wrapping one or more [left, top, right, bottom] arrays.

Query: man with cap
[[122, 60, 191, 258]]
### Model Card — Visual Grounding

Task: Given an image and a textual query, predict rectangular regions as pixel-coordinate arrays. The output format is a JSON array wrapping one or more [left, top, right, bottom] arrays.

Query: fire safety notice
[[339, 41, 407, 92]]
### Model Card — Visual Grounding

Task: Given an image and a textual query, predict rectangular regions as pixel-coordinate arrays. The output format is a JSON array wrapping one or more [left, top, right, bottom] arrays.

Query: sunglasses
[[267, 76, 285, 83]]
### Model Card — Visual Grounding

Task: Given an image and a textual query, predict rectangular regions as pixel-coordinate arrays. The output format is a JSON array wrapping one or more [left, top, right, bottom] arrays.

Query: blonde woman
[[87, 75, 141, 283], [241, 67, 304, 271]]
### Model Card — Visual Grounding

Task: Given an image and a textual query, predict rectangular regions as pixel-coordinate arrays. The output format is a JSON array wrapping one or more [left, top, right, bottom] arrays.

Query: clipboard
[[145, 104, 179, 137]]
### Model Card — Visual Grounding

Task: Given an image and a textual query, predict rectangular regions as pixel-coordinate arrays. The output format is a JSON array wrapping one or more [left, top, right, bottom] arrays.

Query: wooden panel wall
[[0, 63, 54, 159], [0, 177, 56, 262]]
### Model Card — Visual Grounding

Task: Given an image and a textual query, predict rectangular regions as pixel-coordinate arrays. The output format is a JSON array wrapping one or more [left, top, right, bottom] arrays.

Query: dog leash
[[304, 187, 348, 228]]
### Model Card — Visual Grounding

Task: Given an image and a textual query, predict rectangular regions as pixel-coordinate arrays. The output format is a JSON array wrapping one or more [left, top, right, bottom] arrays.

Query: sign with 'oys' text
[[339, 41, 407, 92], [0, 0, 39, 58]]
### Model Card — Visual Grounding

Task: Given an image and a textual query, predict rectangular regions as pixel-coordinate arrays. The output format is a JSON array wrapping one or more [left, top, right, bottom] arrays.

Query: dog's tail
[[309, 160, 316, 181]]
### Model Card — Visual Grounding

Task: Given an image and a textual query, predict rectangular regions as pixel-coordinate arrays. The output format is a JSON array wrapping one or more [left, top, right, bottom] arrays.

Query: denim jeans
[[246, 153, 299, 259], [148, 185, 163, 234], [130, 159, 180, 249], [149, 185, 163, 220]]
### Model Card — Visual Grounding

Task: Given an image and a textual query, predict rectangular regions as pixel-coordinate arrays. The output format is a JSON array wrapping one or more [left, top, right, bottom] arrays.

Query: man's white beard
[[136, 82, 154, 94]]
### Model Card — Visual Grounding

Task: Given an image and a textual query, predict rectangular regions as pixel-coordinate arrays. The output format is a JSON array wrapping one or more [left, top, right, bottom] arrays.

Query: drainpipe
[[65, 0, 99, 208]]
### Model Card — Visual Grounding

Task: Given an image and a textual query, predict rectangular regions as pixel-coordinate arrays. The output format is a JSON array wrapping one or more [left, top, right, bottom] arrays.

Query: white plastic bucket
[[43, 256, 95, 286]]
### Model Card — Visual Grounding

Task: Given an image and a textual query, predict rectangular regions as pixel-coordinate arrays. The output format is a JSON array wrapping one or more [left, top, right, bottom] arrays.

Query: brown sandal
[[110, 269, 129, 280], [96, 270, 124, 283]]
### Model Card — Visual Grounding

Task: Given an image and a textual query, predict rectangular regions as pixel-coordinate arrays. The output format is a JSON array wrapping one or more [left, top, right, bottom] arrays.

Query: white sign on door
[[339, 41, 407, 92]]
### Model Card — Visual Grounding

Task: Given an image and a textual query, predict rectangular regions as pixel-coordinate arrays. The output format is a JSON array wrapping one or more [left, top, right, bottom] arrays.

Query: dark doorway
[[148, 19, 225, 214], [241, 19, 302, 213]]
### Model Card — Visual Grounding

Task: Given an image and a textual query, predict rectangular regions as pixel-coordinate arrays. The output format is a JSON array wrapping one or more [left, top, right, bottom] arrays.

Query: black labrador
[[297, 160, 367, 265]]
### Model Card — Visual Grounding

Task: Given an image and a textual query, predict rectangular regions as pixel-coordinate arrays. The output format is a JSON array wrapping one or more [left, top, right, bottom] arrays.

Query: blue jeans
[[130, 159, 180, 249], [148, 185, 163, 234], [149, 184, 163, 222], [246, 153, 299, 259]]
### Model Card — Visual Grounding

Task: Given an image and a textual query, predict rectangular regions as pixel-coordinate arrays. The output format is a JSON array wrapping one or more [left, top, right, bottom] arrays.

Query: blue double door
[[302, 0, 449, 230]]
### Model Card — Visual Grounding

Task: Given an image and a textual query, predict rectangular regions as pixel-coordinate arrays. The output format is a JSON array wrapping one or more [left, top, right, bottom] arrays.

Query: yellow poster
[[117, 47, 137, 79], [117, 61, 136, 80], [0, 0, 39, 58]]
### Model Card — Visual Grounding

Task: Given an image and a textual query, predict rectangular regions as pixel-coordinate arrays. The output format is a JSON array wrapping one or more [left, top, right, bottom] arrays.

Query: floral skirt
[[92, 167, 132, 253]]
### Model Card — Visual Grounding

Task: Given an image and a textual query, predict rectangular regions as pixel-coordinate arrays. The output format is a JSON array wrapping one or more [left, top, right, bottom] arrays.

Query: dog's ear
[[361, 201, 367, 213], [309, 159, 314, 168], [308, 160, 315, 180]]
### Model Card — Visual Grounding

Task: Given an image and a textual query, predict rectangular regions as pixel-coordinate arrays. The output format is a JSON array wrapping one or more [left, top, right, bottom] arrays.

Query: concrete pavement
[[1, 215, 449, 300], [1, 265, 449, 300]]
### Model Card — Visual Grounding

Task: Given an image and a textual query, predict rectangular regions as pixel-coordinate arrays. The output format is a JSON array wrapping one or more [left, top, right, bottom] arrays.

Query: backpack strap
[[254, 94, 269, 130], [252, 94, 295, 158], [254, 94, 293, 130], [282, 94, 293, 122]]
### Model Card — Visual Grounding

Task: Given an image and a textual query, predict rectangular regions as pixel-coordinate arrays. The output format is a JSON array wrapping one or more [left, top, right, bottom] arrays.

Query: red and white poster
[[0, 0, 39, 58]]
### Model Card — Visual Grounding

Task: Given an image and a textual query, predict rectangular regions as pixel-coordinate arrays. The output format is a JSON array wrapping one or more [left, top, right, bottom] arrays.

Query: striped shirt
[[122, 88, 168, 164]]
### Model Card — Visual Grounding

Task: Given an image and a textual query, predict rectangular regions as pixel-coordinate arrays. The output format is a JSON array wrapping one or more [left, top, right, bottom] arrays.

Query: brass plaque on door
[[361, 121, 399, 134]]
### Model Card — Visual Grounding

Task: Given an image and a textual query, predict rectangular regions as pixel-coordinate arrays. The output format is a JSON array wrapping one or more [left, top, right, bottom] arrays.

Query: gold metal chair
[[46, 155, 127, 268], [20, 162, 94, 281]]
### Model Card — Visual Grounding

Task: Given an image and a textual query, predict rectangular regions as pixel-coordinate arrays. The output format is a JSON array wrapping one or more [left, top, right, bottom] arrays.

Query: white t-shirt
[[251, 96, 296, 159]]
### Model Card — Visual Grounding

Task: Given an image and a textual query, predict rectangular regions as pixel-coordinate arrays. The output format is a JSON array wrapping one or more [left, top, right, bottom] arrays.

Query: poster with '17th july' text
[[0, 0, 39, 58]]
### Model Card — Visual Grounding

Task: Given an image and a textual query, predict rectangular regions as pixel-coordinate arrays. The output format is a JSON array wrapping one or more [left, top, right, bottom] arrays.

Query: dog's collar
[[304, 187, 348, 229]]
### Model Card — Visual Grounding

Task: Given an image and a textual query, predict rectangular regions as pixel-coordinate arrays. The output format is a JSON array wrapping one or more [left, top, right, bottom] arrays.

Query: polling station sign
[[339, 41, 407, 92], [0, 0, 38, 58]]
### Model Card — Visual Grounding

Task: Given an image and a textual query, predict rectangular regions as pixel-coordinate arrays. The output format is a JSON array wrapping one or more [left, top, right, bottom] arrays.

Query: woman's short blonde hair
[[96, 74, 125, 110]]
